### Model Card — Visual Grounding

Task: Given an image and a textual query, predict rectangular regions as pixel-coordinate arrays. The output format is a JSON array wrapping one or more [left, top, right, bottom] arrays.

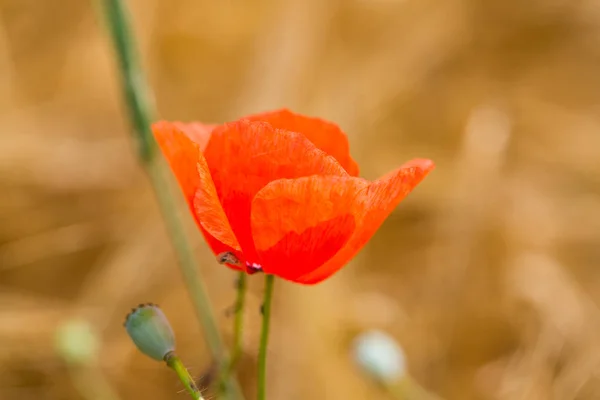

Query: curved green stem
[[98, 1, 243, 399], [257, 274, 275, 400], [166, 353, 205, 400]]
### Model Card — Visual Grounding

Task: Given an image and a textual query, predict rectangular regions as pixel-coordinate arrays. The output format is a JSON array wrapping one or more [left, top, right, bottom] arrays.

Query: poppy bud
[[353, 330, 406, 383], [55, 319, 99, 365], [124, 303, 175, 361]]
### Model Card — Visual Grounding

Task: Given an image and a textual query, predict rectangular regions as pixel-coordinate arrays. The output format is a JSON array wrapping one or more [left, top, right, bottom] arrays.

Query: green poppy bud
[[124, 303, 175, 361]]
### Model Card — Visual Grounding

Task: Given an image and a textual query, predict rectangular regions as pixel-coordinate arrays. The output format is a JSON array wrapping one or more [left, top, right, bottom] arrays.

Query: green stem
[[384, 380, 409, 400], [98, 1, 243, 399], [230, 272, 247, 372], [218, 272, 247, 395], [257, 274, 275, 400], [98, 0, 154, 162], [166, 353, 205, 400], [68, 366, 121, 400], [384, 377, 444, 400]]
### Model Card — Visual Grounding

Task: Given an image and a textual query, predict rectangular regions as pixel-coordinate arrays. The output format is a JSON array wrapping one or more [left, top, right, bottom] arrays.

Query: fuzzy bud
[[124, 303, 175, 361]]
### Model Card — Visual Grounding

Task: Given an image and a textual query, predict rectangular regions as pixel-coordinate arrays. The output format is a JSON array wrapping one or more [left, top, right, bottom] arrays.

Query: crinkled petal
[[251, 176, 368, 281], [246, 109, 360, 176], [297, 159, 435, 284], [203, 120, 348, 263], [152, 122, 241, 259]]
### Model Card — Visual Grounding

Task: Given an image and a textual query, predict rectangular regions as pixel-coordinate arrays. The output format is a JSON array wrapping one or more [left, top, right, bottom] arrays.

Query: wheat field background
[[2, 0, 600, 399]]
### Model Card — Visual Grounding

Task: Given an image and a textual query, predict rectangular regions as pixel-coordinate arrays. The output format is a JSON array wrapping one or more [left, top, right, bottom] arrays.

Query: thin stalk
[[218, 272, 247, 396], [257, 274, 275, 400], [230, 272, 247, 372], [98, 1, 242, 398], [68, 366, 121, 400], [384, 377, 444, 400], [384, 380, 409, 400], [166, 353, 205, 400]]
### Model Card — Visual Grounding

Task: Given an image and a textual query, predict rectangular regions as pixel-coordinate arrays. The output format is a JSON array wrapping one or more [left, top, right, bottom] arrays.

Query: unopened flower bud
[[124, 303, 175, 361], [353, 330, 406, 383]]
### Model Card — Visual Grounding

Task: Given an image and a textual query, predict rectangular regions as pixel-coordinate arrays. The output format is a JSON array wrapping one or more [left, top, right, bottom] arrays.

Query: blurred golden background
[[2, 0, 600, 399]]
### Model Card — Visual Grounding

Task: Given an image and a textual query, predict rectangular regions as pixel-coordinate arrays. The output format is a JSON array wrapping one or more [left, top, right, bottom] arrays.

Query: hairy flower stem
[[165, 353, 205, 400], [229, 272, 247, 373], [98, 1, 242, 399], [257, 274, 275, 400], [217, 272, 247, 395]]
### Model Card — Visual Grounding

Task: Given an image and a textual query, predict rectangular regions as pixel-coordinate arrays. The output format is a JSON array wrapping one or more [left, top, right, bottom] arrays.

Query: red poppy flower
[[152, 109, 434, 284]]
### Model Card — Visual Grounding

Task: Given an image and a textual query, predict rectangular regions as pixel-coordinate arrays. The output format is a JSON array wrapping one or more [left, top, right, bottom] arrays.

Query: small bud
[[55, 319, 99, 365], [124, 303, 175, 361], [353, 330, 406, 383]]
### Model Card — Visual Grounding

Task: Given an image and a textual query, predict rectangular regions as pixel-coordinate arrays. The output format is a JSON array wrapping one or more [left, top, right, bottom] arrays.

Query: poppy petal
[[246, 109, 360, 176], [296, 158, 435, 284], [152, 121, 203, 200], [167, 121, 217, 151], [193, 154, 242, 252], [251, 176, 368, 281], [152, 122, 241, 256], [203, 120, 348, 263]]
